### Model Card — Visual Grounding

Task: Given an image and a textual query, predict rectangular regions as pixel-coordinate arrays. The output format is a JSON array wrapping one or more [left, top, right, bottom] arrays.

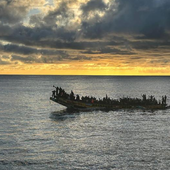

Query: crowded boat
[[50, 86, 168, 111]]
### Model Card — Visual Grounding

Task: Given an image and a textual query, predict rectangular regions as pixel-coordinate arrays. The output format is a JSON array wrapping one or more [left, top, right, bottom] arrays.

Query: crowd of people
[[52, 86, 167, 106]]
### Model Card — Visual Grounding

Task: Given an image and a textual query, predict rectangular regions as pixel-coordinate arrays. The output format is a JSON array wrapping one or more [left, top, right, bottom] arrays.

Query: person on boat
[[56, 86, 59, 95], [76, 94, 80, 101], [142, 94, 146, 101], [53, 86, 59, 95], [70, 90, 75, 100], [162, 96, 164, 105], [165, 95, 167, 105], [59, 87, 63, 96], [162, 95, 167, 105], [58, 87, 61, 96], [52, 90, 56, 98]]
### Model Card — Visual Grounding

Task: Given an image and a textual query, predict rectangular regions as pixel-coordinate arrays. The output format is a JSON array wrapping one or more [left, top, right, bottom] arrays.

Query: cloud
[[0, 0, 45, 24], [0, 55, 11, 65], [1, 0, 170, 43], [0, 1, 26, 24], [0, 42, 69, 56], [0, 24, 77, 49], [10, 54, 92, 64], [81, 0, 170, 39], [0, 0, 169, 73], [30, 0, 80, 27], [82, 47, 135, 55], [11, 54, 65, 64], [1, 0, 170, 49], [81, 0, 108, 15]]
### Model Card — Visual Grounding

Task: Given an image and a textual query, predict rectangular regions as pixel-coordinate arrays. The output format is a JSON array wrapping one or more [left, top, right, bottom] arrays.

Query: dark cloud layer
[[81, 0, 170, 39], [0, 43, 68, 57], [10, 53, 91, 64], [1, 0, 170, 40], [0, 0, 169, 67], [81, 0, 108, 15], [0, 1, 27, 24]]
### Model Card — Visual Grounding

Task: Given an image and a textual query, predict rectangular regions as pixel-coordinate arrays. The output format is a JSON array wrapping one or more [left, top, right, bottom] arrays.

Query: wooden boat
[[50, 95, 168, 111]]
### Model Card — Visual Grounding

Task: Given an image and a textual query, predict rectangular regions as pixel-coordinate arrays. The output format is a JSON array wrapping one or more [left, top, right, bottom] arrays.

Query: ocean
[[0, 76, 170, 170]]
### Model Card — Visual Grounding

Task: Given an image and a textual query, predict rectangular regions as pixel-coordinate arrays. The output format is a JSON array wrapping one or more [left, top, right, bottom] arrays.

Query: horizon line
[[0, 74, 169, 76]]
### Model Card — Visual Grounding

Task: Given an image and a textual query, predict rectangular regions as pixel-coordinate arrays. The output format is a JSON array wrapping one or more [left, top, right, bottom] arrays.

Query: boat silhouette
[[50, 86, 169, 111]]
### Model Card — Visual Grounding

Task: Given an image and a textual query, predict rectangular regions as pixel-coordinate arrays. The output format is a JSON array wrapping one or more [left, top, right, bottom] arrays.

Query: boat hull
[[50, 97, 167, 111]]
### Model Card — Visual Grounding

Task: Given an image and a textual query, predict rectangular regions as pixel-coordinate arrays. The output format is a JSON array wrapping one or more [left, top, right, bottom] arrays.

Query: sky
[[0, 0, 170, 75]]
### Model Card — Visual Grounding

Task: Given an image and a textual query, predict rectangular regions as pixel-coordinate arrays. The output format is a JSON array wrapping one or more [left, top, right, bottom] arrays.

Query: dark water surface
[[0, 76, 170, 170]]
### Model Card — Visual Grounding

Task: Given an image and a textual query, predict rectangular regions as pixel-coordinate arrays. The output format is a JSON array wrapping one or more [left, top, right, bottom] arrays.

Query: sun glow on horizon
[[0, 62, 169, 75]]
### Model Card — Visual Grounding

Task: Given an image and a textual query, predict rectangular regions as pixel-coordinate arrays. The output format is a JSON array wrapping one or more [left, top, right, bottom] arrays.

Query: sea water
[[0, 76, 170, 170]]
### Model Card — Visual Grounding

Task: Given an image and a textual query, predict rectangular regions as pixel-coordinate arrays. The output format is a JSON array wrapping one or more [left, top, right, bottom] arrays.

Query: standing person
[[59, 87, 62, 96], [165, 95, 167, 105], [162, 96, 164, 105], [56, 86, 59, 95], [142, 94, 146, 101], [76, 94, 80, 101], [53, 86, 59, 95], [52, 90, 55, 98], [70, 90, 75, 100]]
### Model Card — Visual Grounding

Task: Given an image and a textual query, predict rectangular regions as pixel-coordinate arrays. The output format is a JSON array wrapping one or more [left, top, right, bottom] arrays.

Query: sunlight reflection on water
[[0, 76, 170, 169]]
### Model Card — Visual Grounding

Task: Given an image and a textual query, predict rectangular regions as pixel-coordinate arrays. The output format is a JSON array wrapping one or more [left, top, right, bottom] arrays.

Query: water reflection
[[1, 76, 170, 170], [50, 109, 78, 121]]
